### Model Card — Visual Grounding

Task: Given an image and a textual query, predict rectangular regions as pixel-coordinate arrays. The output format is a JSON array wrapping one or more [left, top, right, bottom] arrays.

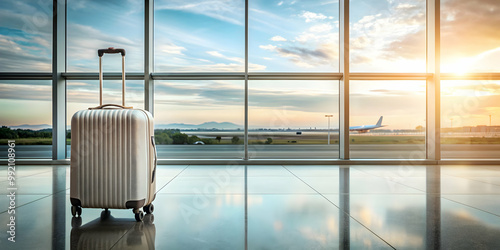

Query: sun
[[441, 57, 476, 76]]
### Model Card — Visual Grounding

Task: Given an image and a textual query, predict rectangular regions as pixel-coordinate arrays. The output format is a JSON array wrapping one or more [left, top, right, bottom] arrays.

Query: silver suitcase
[[70, 48, 157, 222]]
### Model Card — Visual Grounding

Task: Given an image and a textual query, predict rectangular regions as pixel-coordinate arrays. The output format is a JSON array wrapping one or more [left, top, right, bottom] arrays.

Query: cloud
[[206, 51, 244, 64], [154, 80, 339, 114], [258, 10, 338, 69], [309, 23, 333, 33], [383, 29, 426, 60], [0, 34, 51, 71], [158, 43, 187, 55], [155, 0, 244, 26], [445, 83, 500, 95], [441, 0, 500, 65], [0, 3, 52, 71], [260, 44, 277, 51], [299, 11, 334, 23], [271, 36, 287, 42], [66, 23, 142, 71], [155, 62, 266, 72], [349, 0, 426, 71], [0, 83, 51, 101], [155, 80, 244, 107], [156, 50, 266, 71], [260, 37, 338, 69]]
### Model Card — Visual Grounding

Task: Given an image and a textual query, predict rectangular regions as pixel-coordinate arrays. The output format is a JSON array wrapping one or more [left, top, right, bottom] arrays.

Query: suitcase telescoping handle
[[95, 47, 131, 109]]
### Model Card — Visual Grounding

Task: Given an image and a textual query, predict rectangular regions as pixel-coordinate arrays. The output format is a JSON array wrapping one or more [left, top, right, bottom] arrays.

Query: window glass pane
[[66, 80, 145, 158], [249, 0, 339, 72], [154, 80, 244, 159], [441, 80, 500, 159], [441, 0, 500, 73], [249, 80, 339, 159], [0, 80, 52, 158], [154, 0, 245, 72], [350, 81, 426, 159], [0, 0, 52, 72], [350, 0, 426, 72], [67, 0, 144, 72]]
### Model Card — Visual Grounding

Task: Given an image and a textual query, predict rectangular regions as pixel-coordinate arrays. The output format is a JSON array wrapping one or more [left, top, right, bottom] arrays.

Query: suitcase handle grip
[[98, 47, 126, 57], [88, 104, 133, 110], [151, 136, 157, 183]]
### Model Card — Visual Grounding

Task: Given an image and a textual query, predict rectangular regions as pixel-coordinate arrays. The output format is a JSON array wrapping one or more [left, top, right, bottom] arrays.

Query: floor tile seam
[[283, 165, 397, 250], [0, 187, 70, 196], [337, 207, 397, 249], [0, 195, 52, 214], [244, 165, 248, 250], [348, 168, 428, 193], [154, 193, 246, 196], [0, 168, 56, 184], [294, 173, 397, 249], [156, 193, 326, 195], [441, 174, 500, 188], [156, 165, 190, 193], [442, 196, 500, 219], [157, 192, 246, 195], [108, 224, 139, 250], [280, 166, 340, 207]]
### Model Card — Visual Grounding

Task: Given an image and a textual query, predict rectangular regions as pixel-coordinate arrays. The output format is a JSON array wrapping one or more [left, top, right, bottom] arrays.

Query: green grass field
[[0, 138, 53, 145]]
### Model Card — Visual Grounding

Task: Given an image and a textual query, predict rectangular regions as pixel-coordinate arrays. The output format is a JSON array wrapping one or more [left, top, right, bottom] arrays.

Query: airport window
[[0, 80, 52, 159], [248, 0, 339, 72], [67, 0, 144, 72], [2, 0, 500, 162], [154, 80, 245, 159], [248, 80, 339, 159], [349, 0, 426, 72], [154, 0, 245, 72], [441, 80, 500, 159], [349, 81, 426, 159], [441, 0, 500, 73], [66, 80, 145, 158], [0, 0, 52, 72]]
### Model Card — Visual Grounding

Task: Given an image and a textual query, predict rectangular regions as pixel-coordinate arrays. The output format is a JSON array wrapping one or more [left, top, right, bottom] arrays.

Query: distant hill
[[156, 121, 242, 130], [9, 124, 52, 130], [6, 122, 242, 131]]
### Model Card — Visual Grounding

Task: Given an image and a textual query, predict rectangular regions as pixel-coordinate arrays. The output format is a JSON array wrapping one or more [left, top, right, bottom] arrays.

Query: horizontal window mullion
[[62, 72, 145, 80], [0, 73, 52, 80], [349, 73, 431, 80], [441, 73, 500, 80]]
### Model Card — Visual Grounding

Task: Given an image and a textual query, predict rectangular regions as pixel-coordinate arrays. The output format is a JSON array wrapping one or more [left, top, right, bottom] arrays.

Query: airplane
[[349, 116, 385, 133]]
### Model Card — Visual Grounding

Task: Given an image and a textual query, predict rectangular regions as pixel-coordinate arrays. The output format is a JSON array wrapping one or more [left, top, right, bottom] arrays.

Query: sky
[[0, 0, 499, 129]]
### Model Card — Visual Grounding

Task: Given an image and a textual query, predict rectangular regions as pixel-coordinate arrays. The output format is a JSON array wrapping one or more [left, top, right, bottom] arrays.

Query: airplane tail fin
[[376, 116, 383, 127]]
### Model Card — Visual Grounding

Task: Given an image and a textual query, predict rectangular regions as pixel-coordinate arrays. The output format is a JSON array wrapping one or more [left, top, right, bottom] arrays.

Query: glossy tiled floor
[[1, 165, 500, 249]]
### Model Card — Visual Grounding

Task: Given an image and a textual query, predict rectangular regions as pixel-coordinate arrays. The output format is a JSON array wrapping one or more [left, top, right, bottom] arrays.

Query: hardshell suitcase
[[70, 48, 157, 221]]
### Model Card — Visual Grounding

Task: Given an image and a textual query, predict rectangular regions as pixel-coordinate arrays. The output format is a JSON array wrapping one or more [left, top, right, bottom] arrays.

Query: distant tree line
[[1, 126, 244, 145], [155, 129, 218, 145], [0, 126, 52, 139]]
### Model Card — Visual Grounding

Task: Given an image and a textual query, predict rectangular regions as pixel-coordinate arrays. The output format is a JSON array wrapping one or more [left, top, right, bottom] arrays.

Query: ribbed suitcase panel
[[71, 109, 150, 209]]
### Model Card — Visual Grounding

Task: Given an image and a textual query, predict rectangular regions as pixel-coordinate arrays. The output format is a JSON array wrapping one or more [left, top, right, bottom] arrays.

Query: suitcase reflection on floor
[[71, 211, 156, 249]]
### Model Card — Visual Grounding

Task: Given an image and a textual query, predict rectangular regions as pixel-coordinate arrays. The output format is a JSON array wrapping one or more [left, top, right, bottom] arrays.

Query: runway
[[1, 144, 499, 159]]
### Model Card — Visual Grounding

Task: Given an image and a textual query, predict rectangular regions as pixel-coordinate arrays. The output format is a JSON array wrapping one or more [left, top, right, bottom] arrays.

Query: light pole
[[325, 115, 333, 145]]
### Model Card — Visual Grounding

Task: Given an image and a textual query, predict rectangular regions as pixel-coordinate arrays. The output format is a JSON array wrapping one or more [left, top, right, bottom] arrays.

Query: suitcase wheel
[[101, 209, 111, 220], [71, 205, 82, 217], [144, 203, 154, 214], [133, 208, 144, 222]]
